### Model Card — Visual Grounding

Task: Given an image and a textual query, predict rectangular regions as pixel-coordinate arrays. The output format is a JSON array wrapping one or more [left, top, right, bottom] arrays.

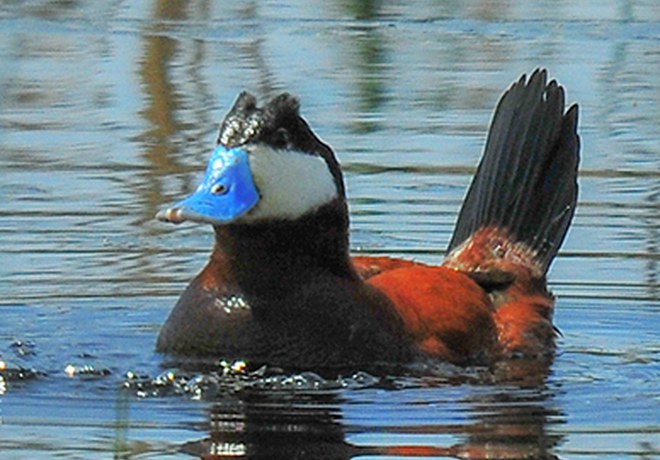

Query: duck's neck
[[210, 199, 357, 309]]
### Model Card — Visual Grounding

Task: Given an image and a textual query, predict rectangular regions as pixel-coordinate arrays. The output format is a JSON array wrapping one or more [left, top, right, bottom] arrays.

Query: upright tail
[[447, 69, 580, 274]]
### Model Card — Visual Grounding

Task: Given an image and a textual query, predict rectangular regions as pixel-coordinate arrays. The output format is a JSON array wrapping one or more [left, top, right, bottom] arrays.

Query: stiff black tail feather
[[447, 69, 580, 273]]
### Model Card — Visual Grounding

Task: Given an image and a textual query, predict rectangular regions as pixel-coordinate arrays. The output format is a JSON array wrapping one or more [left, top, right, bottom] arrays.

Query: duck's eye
[[211, 183, 228, 195]]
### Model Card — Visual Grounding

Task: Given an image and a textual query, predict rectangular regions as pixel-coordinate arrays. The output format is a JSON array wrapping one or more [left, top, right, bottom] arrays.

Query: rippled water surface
[[1, 1, 658, 459]]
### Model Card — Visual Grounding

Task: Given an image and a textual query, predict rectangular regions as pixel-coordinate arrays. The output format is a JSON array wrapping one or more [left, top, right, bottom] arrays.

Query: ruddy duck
[[156, 69, 579, 369]]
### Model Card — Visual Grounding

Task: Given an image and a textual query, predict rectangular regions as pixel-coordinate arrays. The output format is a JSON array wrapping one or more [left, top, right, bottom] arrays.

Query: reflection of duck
[[176, 373, 563, 460], [180, 391, 353, 459], [156, 69, 580, 369]]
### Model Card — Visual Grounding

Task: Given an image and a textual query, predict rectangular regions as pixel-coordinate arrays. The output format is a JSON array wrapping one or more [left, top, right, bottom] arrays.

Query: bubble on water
[[10, 340, 36, 357], [0, 364, 43, 386], [119, 360, 396, 400], [64, 364, 111, 378]]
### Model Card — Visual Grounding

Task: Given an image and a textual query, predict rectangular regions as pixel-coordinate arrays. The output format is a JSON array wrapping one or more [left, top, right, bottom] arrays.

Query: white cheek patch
[[243, 144, 339, 221]]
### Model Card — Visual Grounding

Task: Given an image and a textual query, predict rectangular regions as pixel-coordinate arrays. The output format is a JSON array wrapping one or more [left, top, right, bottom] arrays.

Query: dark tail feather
[[447, 69, 580, 273]]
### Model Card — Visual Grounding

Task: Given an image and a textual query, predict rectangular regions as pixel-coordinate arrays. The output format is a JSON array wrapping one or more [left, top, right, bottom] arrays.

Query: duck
[[155, 69, 580, 369]]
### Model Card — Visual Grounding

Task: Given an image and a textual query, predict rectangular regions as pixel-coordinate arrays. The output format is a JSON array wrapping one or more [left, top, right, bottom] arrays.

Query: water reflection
[[596, 5, 660, 302], [235, 2, 281, 102], [340, 0, 388, 133], [181, 391, 351, 459], [138, 0, 188, 226], [175, 370, 564, 460], [644, 187, 659, 299]]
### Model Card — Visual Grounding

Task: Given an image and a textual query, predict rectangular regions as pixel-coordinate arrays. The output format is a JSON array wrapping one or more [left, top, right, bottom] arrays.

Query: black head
[[157, 92, 347, 226], [217, 92, 346, 196]]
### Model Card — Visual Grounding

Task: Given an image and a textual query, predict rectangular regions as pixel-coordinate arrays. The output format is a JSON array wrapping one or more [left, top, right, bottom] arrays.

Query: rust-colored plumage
[[156, 69, 580, 370]]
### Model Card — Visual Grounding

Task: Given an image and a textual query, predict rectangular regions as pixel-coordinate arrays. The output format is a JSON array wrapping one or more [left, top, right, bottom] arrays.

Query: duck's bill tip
[[156, 207, 186, 224]]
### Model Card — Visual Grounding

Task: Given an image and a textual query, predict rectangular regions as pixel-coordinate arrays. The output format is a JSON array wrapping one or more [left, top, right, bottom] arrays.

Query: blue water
[[0, 1, 658, 458]]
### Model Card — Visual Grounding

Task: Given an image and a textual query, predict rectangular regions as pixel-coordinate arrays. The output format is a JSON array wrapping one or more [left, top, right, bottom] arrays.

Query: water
[[0, 1, 658, 458]]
